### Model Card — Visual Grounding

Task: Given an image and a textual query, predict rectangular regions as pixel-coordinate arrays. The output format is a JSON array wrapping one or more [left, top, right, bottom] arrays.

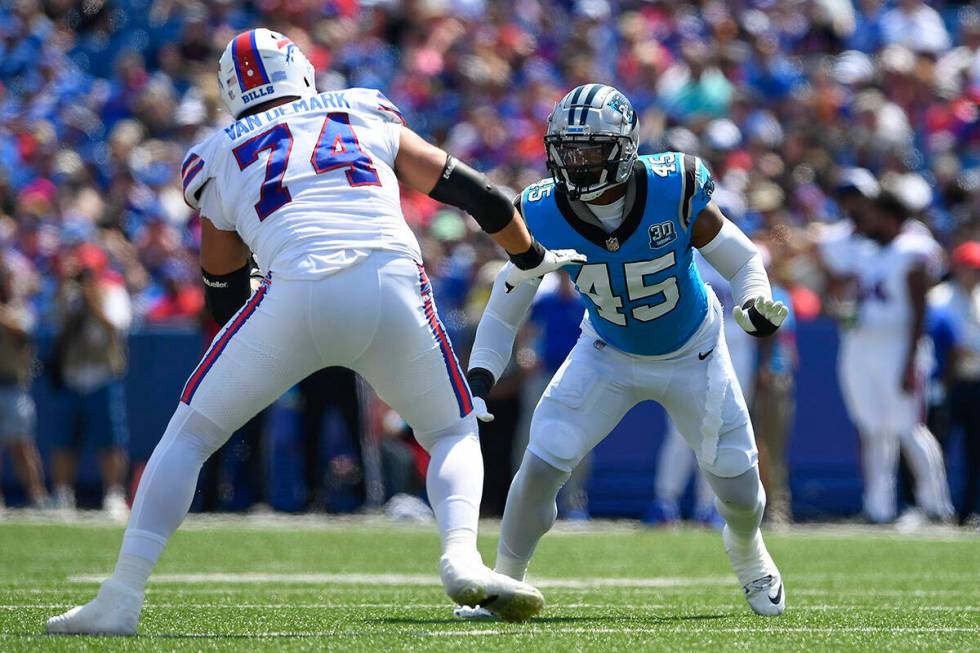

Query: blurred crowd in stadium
[[0, 1, 978, 524]]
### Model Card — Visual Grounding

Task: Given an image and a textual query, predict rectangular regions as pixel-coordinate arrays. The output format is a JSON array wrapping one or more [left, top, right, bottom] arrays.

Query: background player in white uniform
[[460, 85, 790, 619], [647, 253, 757, 527], [818, 189, 952, 523], [47, 29, 585, 635]]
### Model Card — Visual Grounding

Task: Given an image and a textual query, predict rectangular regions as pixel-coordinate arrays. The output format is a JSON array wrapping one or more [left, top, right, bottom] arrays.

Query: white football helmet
[[545, 84, 639, 201], [217, 28, 317, 119]]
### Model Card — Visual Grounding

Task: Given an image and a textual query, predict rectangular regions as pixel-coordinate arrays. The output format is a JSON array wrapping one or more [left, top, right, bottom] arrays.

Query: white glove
[[472, 396, 495, 422], [733, 296, 789, 337], [505, 248, 586, 291]]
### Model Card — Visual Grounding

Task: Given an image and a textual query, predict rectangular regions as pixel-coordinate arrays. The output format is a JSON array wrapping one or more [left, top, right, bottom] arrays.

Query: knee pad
[[703, 445, 757, 479], [704, 465, 765, 512], [520, 450, 572, 489], [698, 421, 758, 479], [414, 413, 478, 454], [526, 418, 588, 474], [166, 403, 230, 462]]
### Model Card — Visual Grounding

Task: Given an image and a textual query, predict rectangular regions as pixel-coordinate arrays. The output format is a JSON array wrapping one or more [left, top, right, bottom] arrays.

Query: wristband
[[466, 367, 495, 399], [508, 240, 545, 271]]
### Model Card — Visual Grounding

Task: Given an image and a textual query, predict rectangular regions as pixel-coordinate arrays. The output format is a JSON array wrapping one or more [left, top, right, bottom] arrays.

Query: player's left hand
[[505, 248, 586, 292], [733, 296, 789, 337], [472, 396, 495, 422]]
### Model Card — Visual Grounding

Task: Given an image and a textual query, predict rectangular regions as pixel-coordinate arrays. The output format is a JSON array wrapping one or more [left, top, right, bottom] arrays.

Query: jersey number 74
[[232, 112, 381, 221]]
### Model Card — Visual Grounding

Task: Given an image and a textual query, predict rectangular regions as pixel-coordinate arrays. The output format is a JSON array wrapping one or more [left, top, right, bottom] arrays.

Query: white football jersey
[[850, 230, 942, 334], [181, 88, 421, 279]]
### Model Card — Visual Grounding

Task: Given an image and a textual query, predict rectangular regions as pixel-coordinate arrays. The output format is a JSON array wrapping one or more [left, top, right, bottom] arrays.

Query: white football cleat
[[440, 554, 492, 609], [722, 525, 785, 616], [103, 487, 130, 524], [46, 580, 142, 636], [478, 570, 545, 622], [453, 605, 498, 620], [439, 556, 544, 622], [742, 573, 785, 617]]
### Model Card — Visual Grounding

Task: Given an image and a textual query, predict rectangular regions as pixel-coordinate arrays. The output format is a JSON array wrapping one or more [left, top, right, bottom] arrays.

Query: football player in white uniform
[[818, 186, 953, 523], [47, 29, 584, 635], [459, 85, 790, 620]]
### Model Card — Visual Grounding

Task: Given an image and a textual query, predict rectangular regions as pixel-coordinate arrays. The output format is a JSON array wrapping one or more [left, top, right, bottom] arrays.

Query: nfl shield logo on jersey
[[648, 221, 676, 249], [605, 236, 620, 252]]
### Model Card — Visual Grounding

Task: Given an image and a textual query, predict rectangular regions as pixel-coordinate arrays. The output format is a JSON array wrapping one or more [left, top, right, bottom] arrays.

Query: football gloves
[[733, 296, 789, 337], [505, 247, 586, 292], [472, 396, 495, 423], [466, 367, 496, 422]]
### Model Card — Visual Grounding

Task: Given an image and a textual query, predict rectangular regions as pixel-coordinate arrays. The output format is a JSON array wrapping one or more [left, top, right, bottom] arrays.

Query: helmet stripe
[[578, 83, 602, 124], [566, 85, 586, 125], [232, 30, 271, 92]]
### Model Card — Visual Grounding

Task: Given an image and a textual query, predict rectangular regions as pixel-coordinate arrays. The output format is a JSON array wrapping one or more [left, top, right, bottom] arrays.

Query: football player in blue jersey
[[460, 84, 789, 619]]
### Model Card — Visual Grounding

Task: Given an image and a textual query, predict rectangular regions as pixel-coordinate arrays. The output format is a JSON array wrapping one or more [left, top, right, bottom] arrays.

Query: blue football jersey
[[519, 152, 715, 356]]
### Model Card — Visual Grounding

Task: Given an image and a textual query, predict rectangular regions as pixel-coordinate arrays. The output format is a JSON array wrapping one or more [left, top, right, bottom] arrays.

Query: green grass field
[[1, 515, 978, 651]]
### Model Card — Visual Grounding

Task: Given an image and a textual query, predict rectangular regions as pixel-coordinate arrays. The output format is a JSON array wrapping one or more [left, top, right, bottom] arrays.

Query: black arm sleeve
[[428, 155, 514, 234], [505, 193, 546, 270], [202, 263, 251, 326]]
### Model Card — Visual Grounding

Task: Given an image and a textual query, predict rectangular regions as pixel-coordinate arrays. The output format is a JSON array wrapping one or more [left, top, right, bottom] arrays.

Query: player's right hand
[[505, 248, 586, 292], [472, 396, 495, 422], [733, 296, 789, 337]]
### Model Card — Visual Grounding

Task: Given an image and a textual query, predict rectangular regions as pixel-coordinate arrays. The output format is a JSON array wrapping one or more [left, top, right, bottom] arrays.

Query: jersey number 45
[[233, 112, 381, 221], [575, 253, 680, 326]]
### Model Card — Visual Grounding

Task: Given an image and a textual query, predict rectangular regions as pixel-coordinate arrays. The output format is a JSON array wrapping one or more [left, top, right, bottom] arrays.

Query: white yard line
[[0, 603, 450, 609], [66, 571, 732, 588], [418, 626, 980, 636], [5, 626, 973, 638], [13, 573, 979, 599], [2, 511, 976, 541], [5, 602, 980, 612]]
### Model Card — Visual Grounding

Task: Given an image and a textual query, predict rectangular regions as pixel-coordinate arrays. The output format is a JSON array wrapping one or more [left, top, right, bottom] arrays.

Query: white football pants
[[120, 251, 483, 570], [839, 331, 953, 521], [654, 321, 757, 510], [527, 288, 757, 480]]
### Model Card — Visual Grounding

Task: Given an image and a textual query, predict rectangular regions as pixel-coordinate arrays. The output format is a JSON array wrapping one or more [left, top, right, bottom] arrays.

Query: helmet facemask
[[546, 133, 635, 201]]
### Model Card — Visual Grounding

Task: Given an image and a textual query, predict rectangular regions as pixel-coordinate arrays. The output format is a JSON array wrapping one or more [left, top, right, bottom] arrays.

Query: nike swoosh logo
[[698, 348, 714, 360], [769, 582, 783, 605]]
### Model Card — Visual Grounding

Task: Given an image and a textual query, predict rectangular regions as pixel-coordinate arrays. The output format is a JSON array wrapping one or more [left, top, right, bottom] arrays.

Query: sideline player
[[47, 29, 584, 635], [817, 185, 952, 523], [461, 85, 789, 617]]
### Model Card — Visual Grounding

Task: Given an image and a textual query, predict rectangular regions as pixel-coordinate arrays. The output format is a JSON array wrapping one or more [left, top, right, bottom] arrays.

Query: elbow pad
[[202, 263, 251, 326], [428, 155, 514, 234]]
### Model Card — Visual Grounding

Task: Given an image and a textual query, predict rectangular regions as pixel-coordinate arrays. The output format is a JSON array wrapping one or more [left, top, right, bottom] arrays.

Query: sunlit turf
[[1, 515, 978, 651]]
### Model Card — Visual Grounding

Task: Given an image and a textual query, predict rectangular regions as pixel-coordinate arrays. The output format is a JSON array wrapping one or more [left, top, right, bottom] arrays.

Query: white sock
[[106, 484, 126, 499], [901, 424, 952, 517], [115, 405, 229, 583], [107, 554, 154, 597], [703, 466, 775, 583], [495, 452, 570, 581], [422, 423, 484, 564]]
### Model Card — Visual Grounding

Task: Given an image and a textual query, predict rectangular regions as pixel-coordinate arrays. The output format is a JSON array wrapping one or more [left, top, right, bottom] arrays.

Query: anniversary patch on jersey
[[648, 220, 677, 249]]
